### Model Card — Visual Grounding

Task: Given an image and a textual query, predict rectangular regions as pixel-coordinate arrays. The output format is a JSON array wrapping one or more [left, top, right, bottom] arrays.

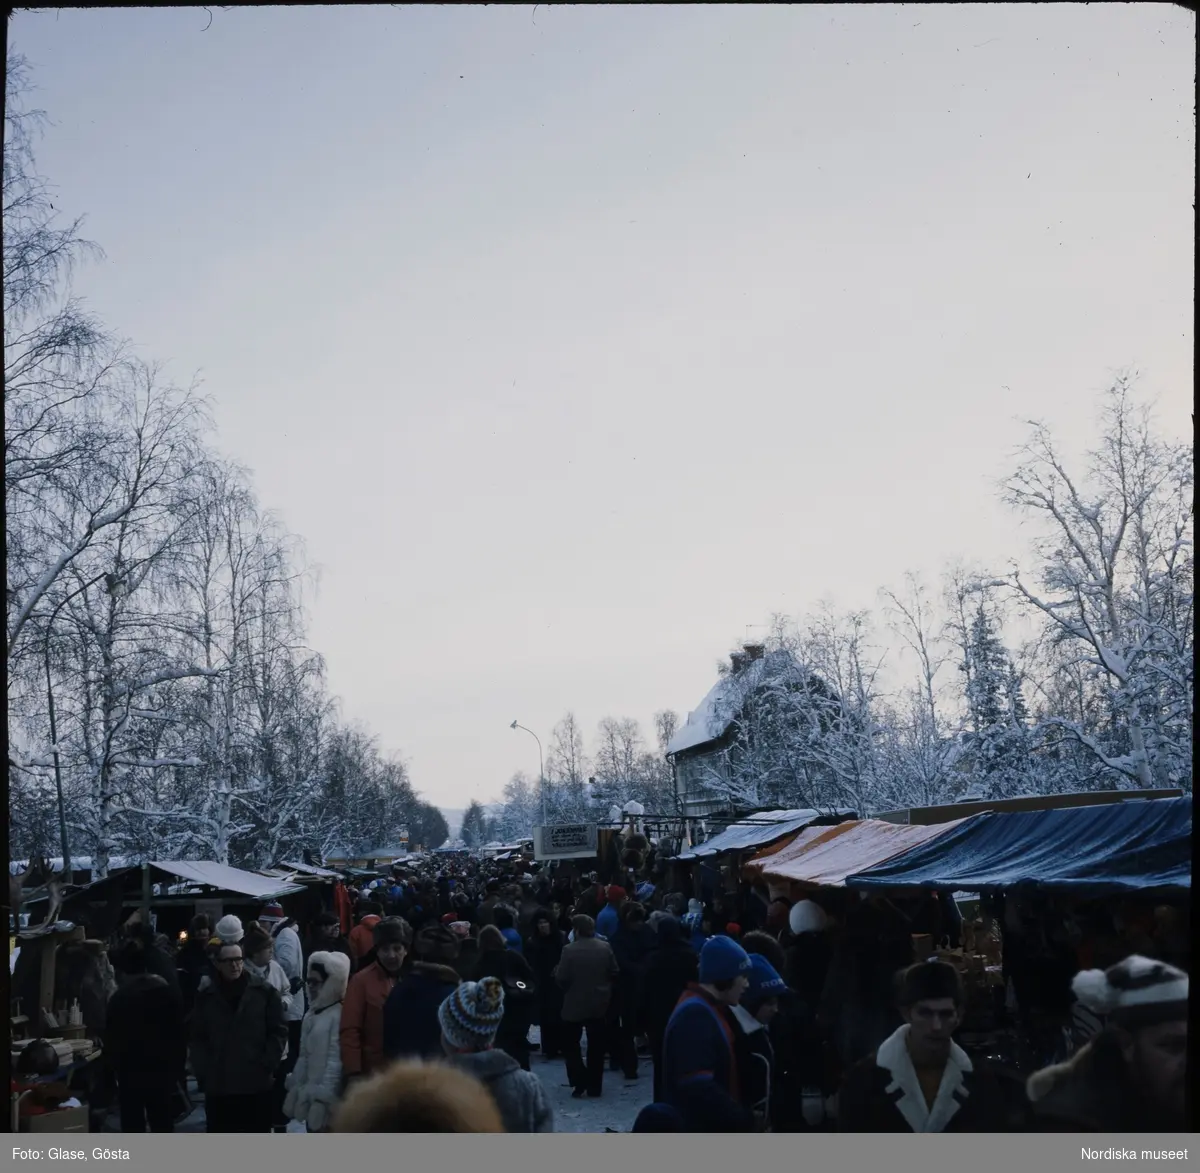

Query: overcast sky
[[11, 4, 1193, 811]]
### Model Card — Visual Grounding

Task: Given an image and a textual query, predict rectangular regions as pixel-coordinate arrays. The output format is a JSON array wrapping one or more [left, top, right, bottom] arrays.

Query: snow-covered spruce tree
[[460, 800, 489, 848], [958, 602, 1033, 800]]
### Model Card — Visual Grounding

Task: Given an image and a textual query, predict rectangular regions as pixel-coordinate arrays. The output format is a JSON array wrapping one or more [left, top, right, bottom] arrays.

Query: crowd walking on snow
[[31, 852, 1188, 1135]]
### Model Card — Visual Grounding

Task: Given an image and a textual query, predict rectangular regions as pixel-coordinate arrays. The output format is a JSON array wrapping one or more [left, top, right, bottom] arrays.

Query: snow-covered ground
[[124, 1028, 645, 1134], [529, 1030, 646, 1133]]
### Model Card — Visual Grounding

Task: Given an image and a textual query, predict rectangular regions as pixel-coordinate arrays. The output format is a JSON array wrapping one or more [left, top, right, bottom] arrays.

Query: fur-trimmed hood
[[410, 960, 462, 986], [332, 1059, 505, 1132], [876, 1024, 974, 1133], [307, 950, 351, 1011]]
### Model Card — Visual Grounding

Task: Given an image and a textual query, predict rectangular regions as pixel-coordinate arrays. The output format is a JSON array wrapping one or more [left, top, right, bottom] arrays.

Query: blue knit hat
[[438, 977, 506, 1051], [699, 934, 752, 984], [744, 953, 787, 1007]]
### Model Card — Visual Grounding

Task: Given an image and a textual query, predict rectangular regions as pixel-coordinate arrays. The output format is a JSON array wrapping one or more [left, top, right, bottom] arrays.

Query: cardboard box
[[912, 934, 934, 957], [21, 1105, 89, 1133]]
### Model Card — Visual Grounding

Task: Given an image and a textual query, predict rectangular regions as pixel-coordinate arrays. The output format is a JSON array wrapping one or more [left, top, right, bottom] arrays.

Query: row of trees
[[484, 386, 1192, 830], [463, 710, 681, 844], [5, 58, 448, 872]]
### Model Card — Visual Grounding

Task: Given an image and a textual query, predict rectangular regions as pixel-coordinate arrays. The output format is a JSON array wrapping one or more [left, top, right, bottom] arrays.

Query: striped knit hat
[[1072, 954, 1188, 1030], [438, 977, 506, 1052]]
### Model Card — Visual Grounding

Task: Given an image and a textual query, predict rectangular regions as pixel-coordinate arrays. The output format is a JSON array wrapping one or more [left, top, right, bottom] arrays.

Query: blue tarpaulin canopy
[[846, 797, 1192, 893], [674, 810, 830, 861]]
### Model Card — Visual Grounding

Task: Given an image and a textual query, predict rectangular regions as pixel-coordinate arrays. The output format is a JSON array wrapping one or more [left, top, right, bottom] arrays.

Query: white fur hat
[[1072, 954, 1188, 1028], [789, 899, 830, 935]]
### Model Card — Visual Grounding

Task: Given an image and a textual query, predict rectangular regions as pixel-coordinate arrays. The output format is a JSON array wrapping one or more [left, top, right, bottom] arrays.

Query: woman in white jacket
[[284, 951, 350, 1132]]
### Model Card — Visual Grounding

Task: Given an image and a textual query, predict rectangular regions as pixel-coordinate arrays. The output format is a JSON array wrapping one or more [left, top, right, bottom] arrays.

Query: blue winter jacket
[[660, 985, 753, 1133]]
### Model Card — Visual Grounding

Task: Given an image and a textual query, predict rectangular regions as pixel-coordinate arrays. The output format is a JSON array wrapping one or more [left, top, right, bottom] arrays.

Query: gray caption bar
[[5, 1134, 1197, 1171]]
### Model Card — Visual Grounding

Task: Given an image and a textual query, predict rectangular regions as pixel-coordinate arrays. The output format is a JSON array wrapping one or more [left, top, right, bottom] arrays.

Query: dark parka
[[639, 925, 698, 1043], [381, 961, 461, 1061], [105, 973, 187, 1085], [190, 973, 288, 1098]]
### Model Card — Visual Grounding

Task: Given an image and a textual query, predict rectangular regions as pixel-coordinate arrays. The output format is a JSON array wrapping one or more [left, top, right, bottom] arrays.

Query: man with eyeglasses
[[836, 960, 1019, 1132], [190, 940, 288, 1133]]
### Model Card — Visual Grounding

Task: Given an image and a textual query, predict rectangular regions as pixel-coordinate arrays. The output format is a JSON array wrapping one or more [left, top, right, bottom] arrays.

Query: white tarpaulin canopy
[[151, 861, 303, 900]]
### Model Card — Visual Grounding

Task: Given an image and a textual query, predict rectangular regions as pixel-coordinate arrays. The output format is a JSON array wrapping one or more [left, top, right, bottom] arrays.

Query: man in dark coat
[[190, 940, 288, 1133], [308, 911, 353, 963], [555, 914, 619, 1098], [105, 939, 188, 1132], [525, 909, 566, 1060], [175, 914, 214, 1017], [610, 902, 654, 1079], [472, 925, 537, 1071], [1026, 955, 1188, 1132], [382, 925, 462, 1061], [640, 916, 698, 1101], [837, 961, 1018, 1132], [122, 916, 183, 1003]]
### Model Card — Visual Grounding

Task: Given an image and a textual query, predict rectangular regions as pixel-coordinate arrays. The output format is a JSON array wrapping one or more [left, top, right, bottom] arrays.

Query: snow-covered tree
[[957, 602, 1033, 799], [544, 711, 590, 820], [995, 379, 1193, 791], [499, 771, 539, 840], [460, 800, 489, 848], [5, 58, 438, 871]]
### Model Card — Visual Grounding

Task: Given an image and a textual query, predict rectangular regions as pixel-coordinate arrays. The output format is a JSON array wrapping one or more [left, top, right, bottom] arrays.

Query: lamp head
[[510, 720, 518, 730]]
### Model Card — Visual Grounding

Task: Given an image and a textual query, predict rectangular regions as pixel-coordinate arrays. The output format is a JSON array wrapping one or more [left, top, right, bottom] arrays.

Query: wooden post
[[38, 937, 57, 1028], [140, 863, 152, 927]]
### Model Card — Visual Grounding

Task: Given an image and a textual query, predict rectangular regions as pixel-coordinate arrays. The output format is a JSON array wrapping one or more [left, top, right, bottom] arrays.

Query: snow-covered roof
[[277, 861, 343, 879], [151, 860, 303, 900], [10, 856, 131, 875], [667, 653, 792, 756]]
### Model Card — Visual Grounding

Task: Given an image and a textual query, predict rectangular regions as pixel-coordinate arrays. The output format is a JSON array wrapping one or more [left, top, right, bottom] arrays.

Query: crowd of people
[[76, 853, 1189, 1134]]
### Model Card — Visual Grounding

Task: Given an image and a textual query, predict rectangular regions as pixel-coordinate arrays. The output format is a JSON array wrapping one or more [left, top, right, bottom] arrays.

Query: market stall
[[844, 796, 1192, 894], [672, 808, 854, 910], [837, 798, 1193, 1070], [746, 816, 974, 891]]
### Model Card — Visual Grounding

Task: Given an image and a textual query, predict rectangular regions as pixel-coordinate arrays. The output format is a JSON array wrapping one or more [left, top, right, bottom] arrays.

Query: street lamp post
[[509, 720, 547, 826]]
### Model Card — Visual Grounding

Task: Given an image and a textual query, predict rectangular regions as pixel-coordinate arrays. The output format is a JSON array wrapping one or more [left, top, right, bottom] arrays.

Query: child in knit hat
[[741, 953, 787, 1024], [438, 978, 554, 1133]]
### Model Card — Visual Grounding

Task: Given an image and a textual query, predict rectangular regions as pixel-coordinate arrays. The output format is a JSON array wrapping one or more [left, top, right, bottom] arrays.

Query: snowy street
[[528, 1031, 645, 1134], [144, 1028, 646, 1134]]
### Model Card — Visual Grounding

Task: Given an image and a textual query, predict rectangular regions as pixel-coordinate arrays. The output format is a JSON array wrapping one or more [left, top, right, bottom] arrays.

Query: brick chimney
[[743, 643, 765, 662]]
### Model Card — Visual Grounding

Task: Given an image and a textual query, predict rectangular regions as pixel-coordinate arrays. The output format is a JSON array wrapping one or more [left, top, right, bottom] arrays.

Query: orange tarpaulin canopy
[[743, 822, 854, 876], [746, 817, 974, 888]]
